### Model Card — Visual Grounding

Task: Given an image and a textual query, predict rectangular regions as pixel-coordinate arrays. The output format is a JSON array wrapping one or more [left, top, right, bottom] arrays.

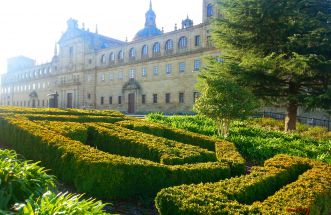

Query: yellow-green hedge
[[26, 114, 123, 123], [89, 122, 216, 165], [155, 154, 331, 214], [116, 120, 245, 174], [0, 115, 232, 199], [0, 107, 124, 118]]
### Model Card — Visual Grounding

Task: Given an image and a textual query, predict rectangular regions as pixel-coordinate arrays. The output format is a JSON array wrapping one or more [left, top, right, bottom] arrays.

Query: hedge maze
[[0, 107, 330, 214], [0, 107, 244, 200]]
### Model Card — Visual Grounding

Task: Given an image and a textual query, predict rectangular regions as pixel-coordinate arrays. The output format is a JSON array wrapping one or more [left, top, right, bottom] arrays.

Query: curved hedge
[[0, 109, 244, 199], [155, 154, 331, 214]]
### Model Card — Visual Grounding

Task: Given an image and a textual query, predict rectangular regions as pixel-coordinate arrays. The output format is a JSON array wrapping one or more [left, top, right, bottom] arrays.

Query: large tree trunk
[[284, 102, 298, 131]]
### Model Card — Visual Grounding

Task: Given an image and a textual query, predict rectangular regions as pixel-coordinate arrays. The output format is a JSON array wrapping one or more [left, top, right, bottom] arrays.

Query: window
[[153, 94, 158, 103], [178, 36, 188, 49], [142, 95, 146, 104], [179, 62, 185, 72], [101, 54, 106, 64], [109, 72, 113, 80], [87, 94, 91, 99], [165, 39, 173, 51], [195, 35, 201, 46], [100, 73, 105, 81], [129, 48, 136, 58], [193, 92, 199, 102], [118, 71, 124, 80], [194, 59, 201, 71], [109, 52, 115, 62], [207, 4, 214, 17], [142, 45, 148, 56], [165, 93, 170, 103], [88, 59, 92, 64], [129, 68, 135, 79], [100, 97, 104, 105], [69, 46, 74, 57], [166, 64, 172, 75], [118, 96, 122, 104], [109, 96, 113, 105], [179, 92, 184, 103], [152, 42, 160, 53], [153, 66, 159, 76], [87, 75, 92, 82], [118, 50, 124, 60], [142, 67, 147, 77]]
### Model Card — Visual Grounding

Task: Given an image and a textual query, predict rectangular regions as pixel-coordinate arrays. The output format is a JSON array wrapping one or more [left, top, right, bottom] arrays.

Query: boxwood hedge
[[155, 154, 331, 215], [0, 111, 239, 199]]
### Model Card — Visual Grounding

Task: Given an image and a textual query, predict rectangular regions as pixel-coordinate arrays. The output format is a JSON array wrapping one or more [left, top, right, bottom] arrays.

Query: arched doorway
[[29, 91, 38, 108], [122, 78, 141, 114]]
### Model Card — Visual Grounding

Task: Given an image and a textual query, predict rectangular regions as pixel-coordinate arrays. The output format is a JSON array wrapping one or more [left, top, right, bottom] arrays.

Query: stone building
[[0, 0, 218, 113]]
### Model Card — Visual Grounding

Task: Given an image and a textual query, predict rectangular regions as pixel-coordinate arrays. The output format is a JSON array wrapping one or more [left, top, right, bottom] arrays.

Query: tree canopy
[[194, 58, 258, 137], [212, 0, 331, 130]]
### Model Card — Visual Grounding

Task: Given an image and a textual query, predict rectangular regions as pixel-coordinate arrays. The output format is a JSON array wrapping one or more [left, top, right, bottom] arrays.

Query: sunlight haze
[[0, 0, 202, 75]]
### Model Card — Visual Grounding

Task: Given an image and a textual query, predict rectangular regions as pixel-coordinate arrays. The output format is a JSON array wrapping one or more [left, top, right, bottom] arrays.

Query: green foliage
[[0, 149, 55, 211], [155, 155, 331, 214], [86, 123, 217, 165], [212, 0, 331, 130], [0, 108, 241, 200], [146, 114, 331, 164], [194, 57, 258, 137], [18, 191, 109, 215], [250, 117, 331, 141], [115, 119, 245, 174]]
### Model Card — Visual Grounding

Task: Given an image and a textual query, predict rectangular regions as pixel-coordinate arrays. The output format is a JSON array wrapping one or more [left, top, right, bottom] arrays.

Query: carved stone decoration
[[122, 78, 141, 93]]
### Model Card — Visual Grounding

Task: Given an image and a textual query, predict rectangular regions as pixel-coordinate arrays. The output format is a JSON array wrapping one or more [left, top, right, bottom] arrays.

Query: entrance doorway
[[128, 93, 135, 113], [67, 93, 73, 108]]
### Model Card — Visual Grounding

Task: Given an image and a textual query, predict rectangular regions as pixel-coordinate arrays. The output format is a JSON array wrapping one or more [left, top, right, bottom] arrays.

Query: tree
[[212, 0, 331, 131], [194, 58, 258, 137]]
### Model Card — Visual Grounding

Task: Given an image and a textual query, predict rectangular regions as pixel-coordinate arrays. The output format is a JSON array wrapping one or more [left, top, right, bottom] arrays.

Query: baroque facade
[[0, 0, 218, 113]]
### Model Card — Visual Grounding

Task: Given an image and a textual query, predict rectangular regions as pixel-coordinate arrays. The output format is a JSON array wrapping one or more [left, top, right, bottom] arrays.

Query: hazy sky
[[0, 0, 202, 75]]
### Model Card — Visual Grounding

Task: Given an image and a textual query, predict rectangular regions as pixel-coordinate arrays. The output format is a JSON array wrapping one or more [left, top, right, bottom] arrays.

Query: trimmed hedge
[[155, 154, 331, 215], [115, 120, 216, 151], [0, 107, 125, 118], [36, 120, 216, 165], [115, 120, 245, 174], [0, 115, 233, 199], [90, 122, 216, 165], [36, 121, 89, 143], [26, 114, 124, 123]]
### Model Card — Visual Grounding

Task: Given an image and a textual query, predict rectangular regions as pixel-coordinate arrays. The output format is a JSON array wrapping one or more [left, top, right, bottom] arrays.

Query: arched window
[[207, 4, 214, 17], [109, 52, 115, 62], [118, 50, 124, 60], [178, 36, 188, 49], [165, 39, 174, 50], [129, 48, 136, 58], [142, 45, 148, 56], [153, 42, 160, 53], [101, 54, 106, 64]]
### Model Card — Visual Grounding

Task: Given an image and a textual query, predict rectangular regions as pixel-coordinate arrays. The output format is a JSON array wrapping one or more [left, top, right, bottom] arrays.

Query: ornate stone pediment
[[122, 79, 141, 92], [29, 90, 38, 98]]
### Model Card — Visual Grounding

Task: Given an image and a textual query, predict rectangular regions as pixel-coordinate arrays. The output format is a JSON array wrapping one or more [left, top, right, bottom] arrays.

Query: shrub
[[155, 154, 331, 215], [17, 191, 109, 215], [0, 149, 55, 211], [0, 114, 234, 199], [87, 123, 216, 165], [115, 120, 245, 173]]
